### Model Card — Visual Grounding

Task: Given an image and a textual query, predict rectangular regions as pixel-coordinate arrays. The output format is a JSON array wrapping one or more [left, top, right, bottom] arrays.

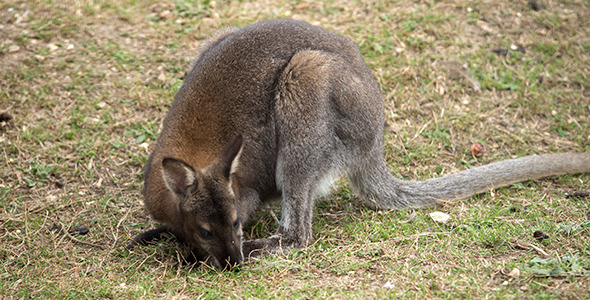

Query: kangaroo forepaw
[[242, 234, 312, 261]]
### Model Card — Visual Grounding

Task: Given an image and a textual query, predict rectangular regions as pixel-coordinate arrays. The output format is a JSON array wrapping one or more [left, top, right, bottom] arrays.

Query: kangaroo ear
[[161, 157, 197, 198], [217, 134, 244, 179]]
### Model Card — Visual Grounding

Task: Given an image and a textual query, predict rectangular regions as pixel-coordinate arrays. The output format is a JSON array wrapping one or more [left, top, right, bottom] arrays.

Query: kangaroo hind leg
[[244, 50, 351, 256]]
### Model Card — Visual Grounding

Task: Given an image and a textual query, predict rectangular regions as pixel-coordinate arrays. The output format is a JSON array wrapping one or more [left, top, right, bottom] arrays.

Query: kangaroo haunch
[[131, 19, 590, 269]]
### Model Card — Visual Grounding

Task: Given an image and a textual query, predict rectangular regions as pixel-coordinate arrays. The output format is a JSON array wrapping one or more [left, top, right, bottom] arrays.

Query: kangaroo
[[131, 19, 590, 269]]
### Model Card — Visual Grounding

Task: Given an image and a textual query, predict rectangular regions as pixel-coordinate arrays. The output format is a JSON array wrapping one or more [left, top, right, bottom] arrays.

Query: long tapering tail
[[350, 153, 590, 209]]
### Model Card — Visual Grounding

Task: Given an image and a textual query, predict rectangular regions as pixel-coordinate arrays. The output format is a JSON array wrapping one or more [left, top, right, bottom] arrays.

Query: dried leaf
[[429, 211, 450, 223]]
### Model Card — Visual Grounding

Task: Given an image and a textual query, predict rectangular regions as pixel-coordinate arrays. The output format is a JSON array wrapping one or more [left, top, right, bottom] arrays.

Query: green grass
[[1, 0, 589, 298]]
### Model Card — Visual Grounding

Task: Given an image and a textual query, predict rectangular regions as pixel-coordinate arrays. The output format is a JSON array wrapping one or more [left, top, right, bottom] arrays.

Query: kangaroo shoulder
[[190, 27, 239, 69]]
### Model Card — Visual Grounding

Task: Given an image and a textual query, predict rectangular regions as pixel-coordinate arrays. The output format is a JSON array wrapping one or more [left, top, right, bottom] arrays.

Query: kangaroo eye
[[199, 227, 213, 239], [233, 218, 240, 230]]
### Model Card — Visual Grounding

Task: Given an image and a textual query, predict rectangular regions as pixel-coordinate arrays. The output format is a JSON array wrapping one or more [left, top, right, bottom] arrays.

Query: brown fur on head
[[157, 135, 244, 269]]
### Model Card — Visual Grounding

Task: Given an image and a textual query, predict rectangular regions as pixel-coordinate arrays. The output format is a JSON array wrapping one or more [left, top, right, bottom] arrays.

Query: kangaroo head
[[161, 135, 244, 269]]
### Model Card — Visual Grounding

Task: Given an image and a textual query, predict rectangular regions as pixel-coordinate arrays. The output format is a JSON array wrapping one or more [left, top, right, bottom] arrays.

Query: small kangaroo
[[131, 19, 590, 269]]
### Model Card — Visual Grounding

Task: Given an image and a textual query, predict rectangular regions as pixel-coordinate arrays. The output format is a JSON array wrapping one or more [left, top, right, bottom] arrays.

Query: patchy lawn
[[1, 0, 589, 298]]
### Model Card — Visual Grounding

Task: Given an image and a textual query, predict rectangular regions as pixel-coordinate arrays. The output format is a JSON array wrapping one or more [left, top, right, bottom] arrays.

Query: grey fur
[[138, 19, 590, 267]]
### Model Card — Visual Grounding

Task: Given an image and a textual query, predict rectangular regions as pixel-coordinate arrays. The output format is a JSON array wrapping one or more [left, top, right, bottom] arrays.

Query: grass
[[1, 0, 589, 298]]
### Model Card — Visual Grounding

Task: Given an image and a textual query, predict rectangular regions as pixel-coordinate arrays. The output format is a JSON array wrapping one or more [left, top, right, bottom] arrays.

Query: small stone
[[533, 230, 549, 241], [159, 10, 171, 19], [48, 43, 59, 51], [8, 45, 20, 53], [48, 224, 61, 233], [383, 280, 395, 289], [55, 180, 64, 188], [0, 112, 13, 122], [528, 1, 546, 11], [508, 268, 520, 278], [71, 225, 89, 236]]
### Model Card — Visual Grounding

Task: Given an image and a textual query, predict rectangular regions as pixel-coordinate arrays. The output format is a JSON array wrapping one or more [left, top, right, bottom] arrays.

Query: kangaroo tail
[[349, 153, 590, 209]]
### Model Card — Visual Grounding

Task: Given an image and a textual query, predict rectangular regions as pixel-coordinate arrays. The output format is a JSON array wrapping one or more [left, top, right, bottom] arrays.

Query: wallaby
[[131, 19, 590, 269]]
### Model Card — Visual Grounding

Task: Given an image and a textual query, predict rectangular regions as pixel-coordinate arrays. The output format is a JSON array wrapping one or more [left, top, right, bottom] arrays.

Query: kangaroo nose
[[221, 242, 243, 270]]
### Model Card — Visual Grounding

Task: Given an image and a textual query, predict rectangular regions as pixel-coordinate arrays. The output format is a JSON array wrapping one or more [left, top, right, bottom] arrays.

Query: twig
[[265, 203, 280, 225], [528, 243, 549, 257], [65, 230, 107, 250], [391, 231, 451, 242], [509, 238, 548, 257], [401, 209, 416, 223]]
